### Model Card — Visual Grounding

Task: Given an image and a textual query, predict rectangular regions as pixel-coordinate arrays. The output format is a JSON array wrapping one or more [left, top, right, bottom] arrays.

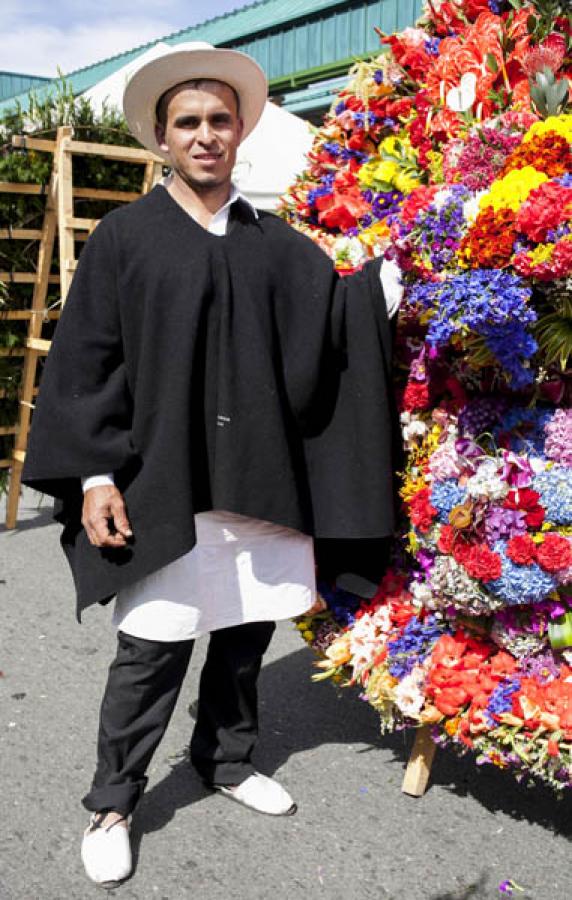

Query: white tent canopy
[[83, 43, 313, 211]]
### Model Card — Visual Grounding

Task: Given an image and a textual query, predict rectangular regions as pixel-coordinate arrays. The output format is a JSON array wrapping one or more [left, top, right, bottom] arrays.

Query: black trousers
[[82, 621, 276, 816]]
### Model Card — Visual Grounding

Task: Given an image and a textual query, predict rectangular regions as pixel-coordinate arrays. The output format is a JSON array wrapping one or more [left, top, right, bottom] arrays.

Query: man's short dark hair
[[155, 79, 240, 129]]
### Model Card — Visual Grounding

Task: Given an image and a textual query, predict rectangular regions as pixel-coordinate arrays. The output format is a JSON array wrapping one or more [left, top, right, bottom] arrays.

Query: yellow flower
[[445, 717, 460, 736], [324, 633, 352, 667], [359, 220, 390, 248], [527, 243, 555, 266], [302, 630, 315, 642], [479, 166, 548, 212], [358, 158, 399, 189], [381, 134, 414, 157], [407, 530, 420, 554], [523, 114, 572, 144], [394, 171, 421, 194]]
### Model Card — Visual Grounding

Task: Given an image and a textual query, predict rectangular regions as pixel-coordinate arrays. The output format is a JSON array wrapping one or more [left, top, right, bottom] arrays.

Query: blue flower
[[406, 270, 537, 386], [387, 615, 448, 679], [533, 469, 572, 525], [424, 37, 441, 56], [488, 542, 557, 606], [486, 678, 521, 724], [430, 480, 467, 523]]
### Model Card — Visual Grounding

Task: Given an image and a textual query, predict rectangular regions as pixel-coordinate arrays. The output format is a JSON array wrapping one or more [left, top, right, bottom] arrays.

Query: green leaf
[[486, 52, 499, 73], [527, 14, 538, 33]]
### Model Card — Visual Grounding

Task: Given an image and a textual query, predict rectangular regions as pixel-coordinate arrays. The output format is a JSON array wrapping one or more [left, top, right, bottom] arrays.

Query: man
[[22, 42, 401, 887]]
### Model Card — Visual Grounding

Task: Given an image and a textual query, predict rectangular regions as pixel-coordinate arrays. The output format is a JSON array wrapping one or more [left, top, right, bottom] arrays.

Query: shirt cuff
[[380, 258, 404, 320], [81, 473, 115, 493]]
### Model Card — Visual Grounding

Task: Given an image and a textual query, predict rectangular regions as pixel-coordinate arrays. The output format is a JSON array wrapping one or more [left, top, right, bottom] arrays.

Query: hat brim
[[123, 46, 268, 160]]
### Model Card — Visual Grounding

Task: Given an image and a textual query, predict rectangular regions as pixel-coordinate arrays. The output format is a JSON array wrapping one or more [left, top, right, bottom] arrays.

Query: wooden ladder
[[4, 125, 163, 527]]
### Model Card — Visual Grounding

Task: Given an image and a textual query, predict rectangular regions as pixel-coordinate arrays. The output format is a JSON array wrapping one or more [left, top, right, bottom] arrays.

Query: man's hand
[[82, 485, 133, 548]]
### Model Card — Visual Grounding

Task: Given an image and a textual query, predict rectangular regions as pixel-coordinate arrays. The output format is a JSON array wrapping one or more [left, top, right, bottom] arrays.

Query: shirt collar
[[160, 174, 258, 220], [217, 183, 259, 220]]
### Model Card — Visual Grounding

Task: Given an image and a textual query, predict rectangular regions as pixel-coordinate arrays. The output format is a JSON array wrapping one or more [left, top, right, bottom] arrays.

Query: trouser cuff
[[193, 758, 256, 787], [82, 778, 146, 817]]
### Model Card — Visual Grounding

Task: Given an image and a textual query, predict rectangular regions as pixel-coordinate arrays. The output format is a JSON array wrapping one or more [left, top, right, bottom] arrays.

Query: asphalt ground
[[1, 489, 572, 900]]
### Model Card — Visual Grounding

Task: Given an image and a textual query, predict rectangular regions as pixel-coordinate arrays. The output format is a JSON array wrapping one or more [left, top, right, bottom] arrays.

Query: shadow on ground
[[429, 874, 490, 900], [131, 642, 572, 857], [0, 500, 55, 534]]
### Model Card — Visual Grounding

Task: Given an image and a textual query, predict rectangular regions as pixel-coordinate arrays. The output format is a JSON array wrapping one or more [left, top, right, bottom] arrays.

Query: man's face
[[155, 81, 244, 192]]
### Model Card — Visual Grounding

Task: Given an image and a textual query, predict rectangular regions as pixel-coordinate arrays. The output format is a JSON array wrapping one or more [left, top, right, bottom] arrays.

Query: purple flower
[[485, 506, 527, 544]]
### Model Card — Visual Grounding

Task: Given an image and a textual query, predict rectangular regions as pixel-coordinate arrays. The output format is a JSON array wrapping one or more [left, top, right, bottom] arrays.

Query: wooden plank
[[402, 726, 436, 797], [73, 187, 141, 202], [67, 139, 163, 164], [57, 129, 75, 303], [0, 348, 26, 357], [13, 450, 26, 463], [0, 459, 12, 468], [12, 135, 56, 153], [67, 216, 99, 232], [141, 159, 164, 195], [0, 425, 17, 435], [0, 387, 38, 400], [0, 272, 59, 284], [0, 229, 44, 240], [0, 182, 44, 195], [26, 337, 51, 353], [0, 310, 60, 321]]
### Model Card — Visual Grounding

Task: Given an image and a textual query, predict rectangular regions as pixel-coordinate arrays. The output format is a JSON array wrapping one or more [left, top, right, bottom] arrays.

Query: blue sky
[[3, 0, 253, 77]]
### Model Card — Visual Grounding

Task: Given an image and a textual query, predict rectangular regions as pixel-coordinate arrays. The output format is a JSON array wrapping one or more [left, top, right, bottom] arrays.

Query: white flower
[[334, 236, 367, 268], [432, 188, 452, 212], [466, 458, 508, 500], [463, 190, 487, 225], [401, 412, 428, 446], [410, 580, 434, 607], [394, 666, 426, 717]]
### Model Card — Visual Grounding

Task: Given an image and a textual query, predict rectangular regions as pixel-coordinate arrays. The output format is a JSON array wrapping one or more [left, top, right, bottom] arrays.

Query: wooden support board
[[3, 126, 164, 527], [402, 726, 437, 797]]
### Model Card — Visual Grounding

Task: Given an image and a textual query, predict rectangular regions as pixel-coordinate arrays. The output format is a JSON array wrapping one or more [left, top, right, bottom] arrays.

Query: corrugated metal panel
[[282, 74, 349, 113], [0, 0, 423, 115], [232, 0, 422, 84], [0, 72, 50, 103]]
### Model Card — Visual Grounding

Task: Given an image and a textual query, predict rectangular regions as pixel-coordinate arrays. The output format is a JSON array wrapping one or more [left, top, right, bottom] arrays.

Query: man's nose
[[197, 120, 216, 144]]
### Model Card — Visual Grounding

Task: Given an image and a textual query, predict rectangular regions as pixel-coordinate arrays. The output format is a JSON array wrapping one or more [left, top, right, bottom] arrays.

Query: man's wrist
[[81, 474, 115, 493]]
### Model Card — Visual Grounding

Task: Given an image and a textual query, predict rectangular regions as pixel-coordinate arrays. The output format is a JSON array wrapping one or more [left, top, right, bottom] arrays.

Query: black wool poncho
[[23, 186, 400, 616]]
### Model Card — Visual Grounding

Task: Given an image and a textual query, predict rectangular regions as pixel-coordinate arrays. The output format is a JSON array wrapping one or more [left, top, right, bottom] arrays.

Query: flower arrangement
[[283, 0, 572, 790]]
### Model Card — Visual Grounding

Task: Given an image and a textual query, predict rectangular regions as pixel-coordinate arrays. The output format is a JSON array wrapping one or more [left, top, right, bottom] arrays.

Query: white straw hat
[[122, 41, 268, 159]]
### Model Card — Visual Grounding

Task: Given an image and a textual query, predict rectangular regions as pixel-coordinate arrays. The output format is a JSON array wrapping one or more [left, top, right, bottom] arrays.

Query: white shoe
[[214, 772, 297, 816], [81, 812, 132, 887]]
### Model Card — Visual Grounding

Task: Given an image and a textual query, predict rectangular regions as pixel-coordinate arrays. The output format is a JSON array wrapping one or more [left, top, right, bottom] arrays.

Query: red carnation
[[438, 524, 455, 554], [402, 379, 430, 412], [409, 487, 437, 533], [503, 489, 545, 529], [507, 534, 536, 566], [535, 534, 572, 574], [461, 544, 503, 582], [401, 185, 440, 224], [516, 182, 572, 243]]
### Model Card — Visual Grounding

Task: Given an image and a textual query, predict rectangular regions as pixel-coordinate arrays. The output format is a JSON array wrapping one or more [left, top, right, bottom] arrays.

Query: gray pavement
[[1, 489, 571, 900]]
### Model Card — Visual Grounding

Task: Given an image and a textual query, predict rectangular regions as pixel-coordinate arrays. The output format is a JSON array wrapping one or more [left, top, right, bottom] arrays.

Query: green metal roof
[[0, 0, 423, 116], [0, 71, 50, 103]]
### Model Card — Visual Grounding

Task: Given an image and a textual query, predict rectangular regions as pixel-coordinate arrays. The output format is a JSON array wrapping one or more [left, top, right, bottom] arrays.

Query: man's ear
[[236, 117, 245, 145], [155, 122, 168, 155]]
